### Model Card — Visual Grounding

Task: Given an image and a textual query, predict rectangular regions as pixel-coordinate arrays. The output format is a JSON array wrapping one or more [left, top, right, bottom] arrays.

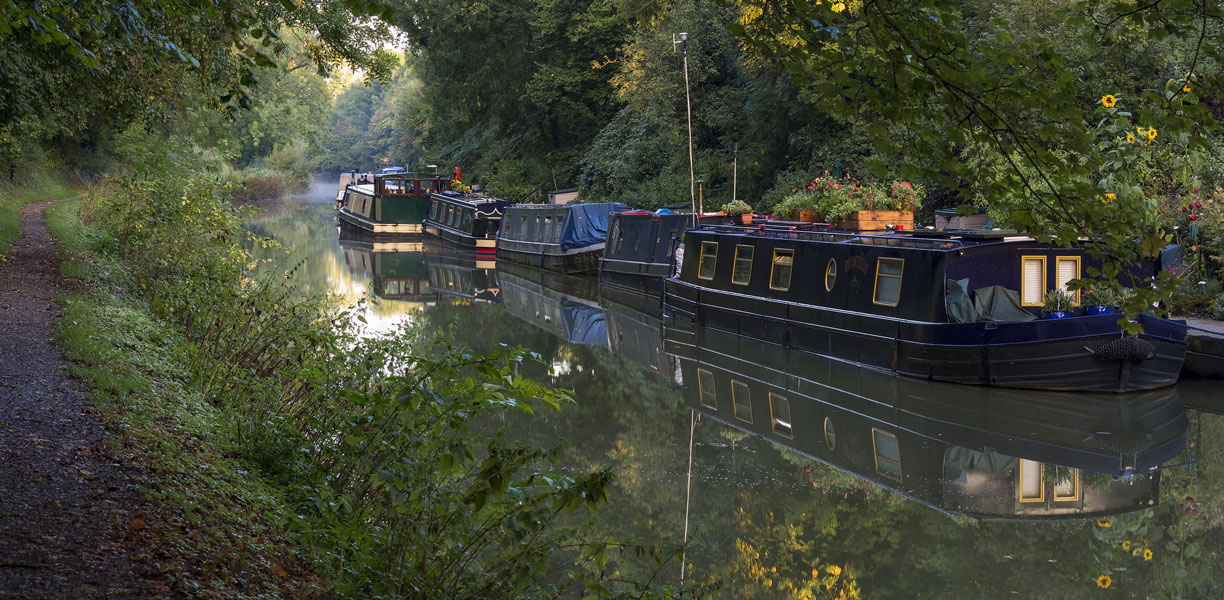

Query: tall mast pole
[[675, 32, 696, 228]]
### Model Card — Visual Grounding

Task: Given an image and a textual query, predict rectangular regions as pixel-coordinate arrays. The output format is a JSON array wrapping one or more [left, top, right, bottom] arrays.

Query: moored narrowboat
[[670, 332, 1187, 519], [599, 210, 693, 295], [336, 171, 452, 234], [423, 191, 511, 254], [497, 202, 627, 273], [664, 225, 1188, 392]]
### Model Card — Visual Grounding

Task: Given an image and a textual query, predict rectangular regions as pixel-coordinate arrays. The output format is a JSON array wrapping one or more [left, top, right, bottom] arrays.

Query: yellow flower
[[1184, 84, 1192, 93], [1097, 517, 1112, 528], [1144, 549, 1153, 560], [1148, 127, 1158, 139], [1126, 134, 1136, 143], [1101, 95, 1117, 108], [1097, 574, 1112, 589], [832, 1, 846, 12], [1133, 548, 1142, 557], [1122, 541, 1132, 550], [1138, 126, 1145, 134]]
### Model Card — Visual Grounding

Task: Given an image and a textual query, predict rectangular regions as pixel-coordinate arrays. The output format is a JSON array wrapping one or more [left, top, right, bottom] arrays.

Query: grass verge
[[0, 178, 79, 255], [46, 198, 327, 599]]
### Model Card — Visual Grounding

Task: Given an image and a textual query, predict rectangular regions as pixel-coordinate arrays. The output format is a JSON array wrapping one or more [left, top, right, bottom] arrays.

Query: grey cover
[[946, 278, 976, 324], [973, 285, 1036, 322]]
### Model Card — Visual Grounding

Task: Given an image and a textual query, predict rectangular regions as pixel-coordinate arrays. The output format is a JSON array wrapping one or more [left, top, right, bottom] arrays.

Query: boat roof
[[431, 191, 509, 207], [374, 172, 450, 180], [692, 223, 1036, 252]]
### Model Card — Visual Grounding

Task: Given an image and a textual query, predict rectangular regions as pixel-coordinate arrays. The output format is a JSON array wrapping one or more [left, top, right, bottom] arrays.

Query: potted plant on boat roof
[[1042, 288, 1075, 319], [721, 199, 754, 225], [1082, 285, 1120, 315], [809, 175, 923, 231], [773, 191, 819, 222]]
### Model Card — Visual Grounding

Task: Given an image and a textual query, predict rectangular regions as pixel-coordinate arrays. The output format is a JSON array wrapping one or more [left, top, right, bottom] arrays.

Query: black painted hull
[[496, 242, 603, 274], [664, 278, 1188, 392]]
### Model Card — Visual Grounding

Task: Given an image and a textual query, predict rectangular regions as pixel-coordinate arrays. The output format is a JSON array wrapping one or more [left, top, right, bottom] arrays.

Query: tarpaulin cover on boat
[[560, 203, 628, 251], [946, 278, 976, 324], [560, 299, 608, 346], [972, 285, 1036, 322]]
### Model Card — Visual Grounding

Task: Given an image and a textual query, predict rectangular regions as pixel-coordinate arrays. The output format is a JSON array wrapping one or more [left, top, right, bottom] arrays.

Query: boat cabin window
[[697, 368, 717, 408], [1056, 256, 1081, 305], [545, 216, 555, 243], [872, 428, 901, 481], [769, 393, 792, 437], [731, 380, 752, 423], [769, 250, 794, 291], [732, 245, 754, 286], [824, 258, 837, 292], [447, 205, 457, 227], [460, 210, 473, 232], [633, 231, 641, 253], [1018, 459, 1045, 502], [1053, 466, 1080, 501], [698, 242, 718, 280], [823, 417, 836, 450], [1021, 256, 1046, 307], [518, 215, 528, 239], [872, 258, 904, 307]]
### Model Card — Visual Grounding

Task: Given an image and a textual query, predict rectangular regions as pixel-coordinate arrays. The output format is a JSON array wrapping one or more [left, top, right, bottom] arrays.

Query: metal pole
[[680, 33, 695, 227], [732, 141, 738, 204], [697, 180, 704, 217]]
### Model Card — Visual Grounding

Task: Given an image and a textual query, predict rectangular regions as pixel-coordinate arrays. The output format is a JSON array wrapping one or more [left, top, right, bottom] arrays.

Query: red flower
[[1190, 214, 1199, 221], [834, 184, 841, 189]]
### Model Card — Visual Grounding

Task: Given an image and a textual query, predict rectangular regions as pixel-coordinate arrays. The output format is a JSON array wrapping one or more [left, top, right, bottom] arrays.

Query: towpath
[[0, 198, 168, 598]]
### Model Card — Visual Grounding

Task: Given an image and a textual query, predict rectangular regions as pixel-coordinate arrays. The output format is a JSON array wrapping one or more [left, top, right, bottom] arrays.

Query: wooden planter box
[[834, 210, 914, 231]]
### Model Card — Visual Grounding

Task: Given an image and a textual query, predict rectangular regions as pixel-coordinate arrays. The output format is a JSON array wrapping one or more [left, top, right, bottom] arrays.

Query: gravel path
[[0, 199, 169, 598]]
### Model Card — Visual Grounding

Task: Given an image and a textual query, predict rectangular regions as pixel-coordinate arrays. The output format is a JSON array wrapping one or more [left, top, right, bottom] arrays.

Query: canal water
[[248, 181, 1224, 598]]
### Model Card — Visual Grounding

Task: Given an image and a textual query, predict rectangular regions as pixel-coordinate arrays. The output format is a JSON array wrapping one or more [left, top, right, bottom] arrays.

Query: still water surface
[[249, 182, 1224, 598]]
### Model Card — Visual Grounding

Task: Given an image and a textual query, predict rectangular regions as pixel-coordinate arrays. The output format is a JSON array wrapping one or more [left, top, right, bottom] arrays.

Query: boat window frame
[[1052, 466, 1080, 502], [872, 258, 905, 307], [731, 379, 752, 423], [768, 392, 792, 438], [823, 417, 836, 450], [1017, 459, 1046, 503], [731, 245, 755, 286], [824, 258, 837, 292], [871, 428, 901, 481], [697, 241, 719, 280], [769, 249, 794, 291], [1020, 255, 1047, 307], [1056, 256, 1081, 306], [697, 368, 717, 409]]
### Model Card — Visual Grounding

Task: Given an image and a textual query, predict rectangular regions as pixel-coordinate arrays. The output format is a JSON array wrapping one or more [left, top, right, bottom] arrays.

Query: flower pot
[[1045, 311, 1070, 320], [833, 210, 915, 231], [1085, 305, 1111, 316], [739, 213, 754, 225], [798, 209, 817, 223]]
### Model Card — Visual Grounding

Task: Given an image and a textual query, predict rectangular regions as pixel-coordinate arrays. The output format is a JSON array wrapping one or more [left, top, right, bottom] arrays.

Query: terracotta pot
[[798, 208, 817, 223], [739, 213, 754, 225]]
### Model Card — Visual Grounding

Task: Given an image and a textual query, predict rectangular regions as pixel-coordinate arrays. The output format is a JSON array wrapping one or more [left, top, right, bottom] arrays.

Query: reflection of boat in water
[[423, 240, 500, 304], [498, 261, 606, 346], [336, 229, 433, 302], [667, 327, 1188, 520], [600, 285, 675, 378]]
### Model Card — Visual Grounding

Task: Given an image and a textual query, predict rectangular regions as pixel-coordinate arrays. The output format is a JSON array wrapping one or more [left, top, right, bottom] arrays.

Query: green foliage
[[0, 176, 77, 254], [720, 199, 752, 216]]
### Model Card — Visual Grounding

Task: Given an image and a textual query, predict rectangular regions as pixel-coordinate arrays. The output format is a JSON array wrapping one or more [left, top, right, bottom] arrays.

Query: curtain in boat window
[[1021, 257, 1045, 305]]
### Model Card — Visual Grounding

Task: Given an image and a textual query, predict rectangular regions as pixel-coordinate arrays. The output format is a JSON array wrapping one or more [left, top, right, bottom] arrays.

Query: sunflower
[[1097, 574, 1112, 589], [1184, 84, 1192, 93], [1100, 193, 1116, 204], [1144, 549, 1153, 560], [1126, 133, 1136, 143], [1148, 128, 1158, 139], [1122, 541, 1132, 550], [1097, 517, 1112, 528], [1101, 95, 1117, 108], [1133, 548, 1143, 557], [831, 1, 846, 12]]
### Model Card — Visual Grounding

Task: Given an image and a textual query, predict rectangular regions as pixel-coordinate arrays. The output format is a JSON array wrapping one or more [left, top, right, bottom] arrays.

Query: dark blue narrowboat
[[599, 211, 693, 295], [423, 191, 512, 254], [664, 225, 1189, 392], [669, 331, 1187, 519], [497, 203, 627, 274], [336, 171, 452, 235]]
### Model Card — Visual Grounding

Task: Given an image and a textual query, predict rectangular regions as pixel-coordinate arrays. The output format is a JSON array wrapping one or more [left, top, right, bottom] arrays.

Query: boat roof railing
[[696, 223, 971, 251]]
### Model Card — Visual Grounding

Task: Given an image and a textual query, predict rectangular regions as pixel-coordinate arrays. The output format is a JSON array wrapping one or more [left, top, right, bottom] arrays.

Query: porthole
[[825, 258, 837, 292], [823, 417, 836, 450]]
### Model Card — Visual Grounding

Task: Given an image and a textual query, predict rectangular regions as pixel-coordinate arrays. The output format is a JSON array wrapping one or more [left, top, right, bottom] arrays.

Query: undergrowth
[[47, 134, 692, 598]]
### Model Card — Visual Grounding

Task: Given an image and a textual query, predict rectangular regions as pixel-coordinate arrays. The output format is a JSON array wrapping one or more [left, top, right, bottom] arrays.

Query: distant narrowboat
[[599, 211, 693, 295], [664, 225, 1188, 392], [497, 203, 627, 273], [423, 191, 511, 254], [336, 171, 452, 234], [669, 333, 1187, 519]]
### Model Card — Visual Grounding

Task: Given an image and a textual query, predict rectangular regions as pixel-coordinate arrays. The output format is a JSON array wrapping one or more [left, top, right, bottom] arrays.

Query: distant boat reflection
[[666, 326, 1188, 520], [497, 262, 606, 346]]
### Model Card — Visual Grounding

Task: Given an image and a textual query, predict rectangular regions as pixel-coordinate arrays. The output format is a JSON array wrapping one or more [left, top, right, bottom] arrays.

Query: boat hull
[[664, 278, 1187, 392], [496, 240, 604, 274]]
